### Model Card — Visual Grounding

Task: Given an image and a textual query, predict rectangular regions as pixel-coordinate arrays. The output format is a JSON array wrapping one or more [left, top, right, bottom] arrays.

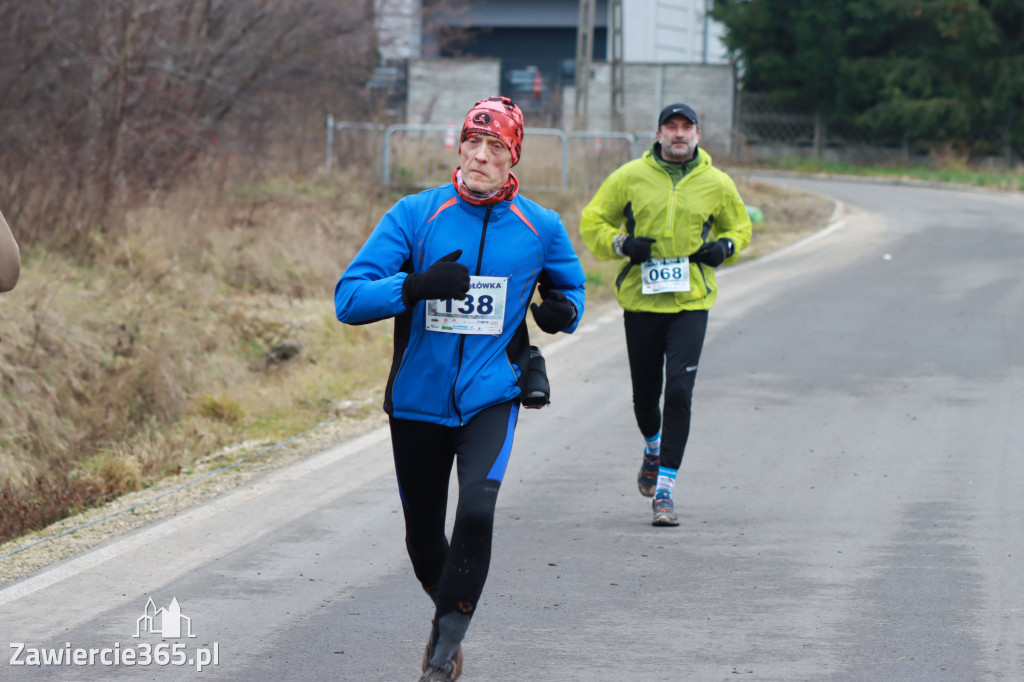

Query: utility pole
[[609, 0, 624, 131], [702, 0, 712, 64], [573, 0, 594, 131]]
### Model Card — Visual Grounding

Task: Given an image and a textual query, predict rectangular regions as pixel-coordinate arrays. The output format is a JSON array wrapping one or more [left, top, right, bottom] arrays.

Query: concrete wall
[[405, 58, 735, 154], [563, 62, 735, 152], [406, 59, 502, 126]]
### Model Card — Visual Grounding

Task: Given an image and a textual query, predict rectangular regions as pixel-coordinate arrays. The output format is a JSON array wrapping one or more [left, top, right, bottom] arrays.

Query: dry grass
[[729, 175, 838, 260], [0, 167, 396, 541], [0, 165, 833, 543]]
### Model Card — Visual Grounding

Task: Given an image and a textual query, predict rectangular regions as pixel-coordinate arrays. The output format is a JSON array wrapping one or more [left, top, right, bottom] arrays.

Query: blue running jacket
[[335, 184, 586, 426]]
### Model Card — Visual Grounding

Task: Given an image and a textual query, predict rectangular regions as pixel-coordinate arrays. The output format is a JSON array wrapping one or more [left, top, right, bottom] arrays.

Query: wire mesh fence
[[326, 100, 1022, 188], [735, 92, 820, 148], [325, 118, 654, 194], [733, 91, 1020, 167]]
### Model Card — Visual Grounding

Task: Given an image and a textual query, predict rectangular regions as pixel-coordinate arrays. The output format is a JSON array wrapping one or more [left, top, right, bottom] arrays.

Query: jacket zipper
[[663, 162, 716, 298], [666, 182, 678, 236], [450, 205, 493, 425], [667, 162, 718, 299]]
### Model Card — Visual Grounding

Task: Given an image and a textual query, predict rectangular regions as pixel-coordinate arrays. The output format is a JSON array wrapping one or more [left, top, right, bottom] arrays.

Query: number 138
[[443, 294, 494, 315]]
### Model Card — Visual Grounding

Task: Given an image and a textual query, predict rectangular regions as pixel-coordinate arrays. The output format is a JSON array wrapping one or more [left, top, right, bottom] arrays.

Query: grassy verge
[[760, 156, 1024, 193], [1, 169, 398, 541], [1, 168, 836, 543]]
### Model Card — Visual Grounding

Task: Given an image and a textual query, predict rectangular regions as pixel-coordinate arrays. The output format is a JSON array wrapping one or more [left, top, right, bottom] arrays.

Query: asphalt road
[[2, 176, 1022, 681]]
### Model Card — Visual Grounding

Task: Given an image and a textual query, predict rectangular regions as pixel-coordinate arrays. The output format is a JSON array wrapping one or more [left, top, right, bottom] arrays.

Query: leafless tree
[[0, 0, 379, 242]]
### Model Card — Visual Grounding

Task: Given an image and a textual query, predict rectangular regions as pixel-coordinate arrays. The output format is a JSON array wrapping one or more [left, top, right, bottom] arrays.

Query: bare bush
[[0, 0, 485, 543], [0, 0, 378, 244]]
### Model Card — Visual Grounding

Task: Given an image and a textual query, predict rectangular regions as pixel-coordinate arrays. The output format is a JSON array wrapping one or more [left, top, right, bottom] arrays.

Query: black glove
[[535, 269, 555, 299], [622, 236, 656, 264], [690, 238, 734, 267], [530, 288, 576, 334], [402, 249, 470, 306]]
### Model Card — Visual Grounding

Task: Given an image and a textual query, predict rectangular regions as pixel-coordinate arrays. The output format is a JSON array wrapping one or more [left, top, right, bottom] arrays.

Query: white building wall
[[621, 0, 729, 64]]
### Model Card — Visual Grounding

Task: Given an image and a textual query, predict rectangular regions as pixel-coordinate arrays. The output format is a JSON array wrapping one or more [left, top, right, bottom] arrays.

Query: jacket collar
[[643, 144, 709, 183], [446, 183, 514, 218]]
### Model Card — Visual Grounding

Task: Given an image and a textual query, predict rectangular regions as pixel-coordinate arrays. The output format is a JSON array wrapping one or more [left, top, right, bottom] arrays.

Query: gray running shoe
[[419, 654, 463, 681], [421, 641, 463, 680], [651, 493, 679, 526], [637, 451, 659, 497]]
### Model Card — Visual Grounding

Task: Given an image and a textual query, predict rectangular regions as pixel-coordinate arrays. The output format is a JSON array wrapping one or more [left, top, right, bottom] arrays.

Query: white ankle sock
[[643, 432, 661, 456], [656, 466, 677, 496]]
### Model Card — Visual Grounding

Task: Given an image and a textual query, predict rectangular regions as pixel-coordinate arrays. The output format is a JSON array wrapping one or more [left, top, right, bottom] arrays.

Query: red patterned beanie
[[460, 96, 525, 166]]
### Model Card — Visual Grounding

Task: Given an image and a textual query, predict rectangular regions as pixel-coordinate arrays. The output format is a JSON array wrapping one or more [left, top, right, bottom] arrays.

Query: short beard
[[662, 143, 695, 163]]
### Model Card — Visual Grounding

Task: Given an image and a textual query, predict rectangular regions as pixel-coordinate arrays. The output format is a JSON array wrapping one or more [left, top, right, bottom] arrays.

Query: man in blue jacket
[[335, 96, 585, 682]]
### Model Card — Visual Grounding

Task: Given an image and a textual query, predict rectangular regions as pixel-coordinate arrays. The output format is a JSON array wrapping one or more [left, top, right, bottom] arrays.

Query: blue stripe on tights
[[486, 403, 519, 482]]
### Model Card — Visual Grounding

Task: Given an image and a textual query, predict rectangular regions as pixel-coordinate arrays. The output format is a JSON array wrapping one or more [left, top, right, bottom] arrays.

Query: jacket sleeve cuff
[[613, 233, 627, 258]]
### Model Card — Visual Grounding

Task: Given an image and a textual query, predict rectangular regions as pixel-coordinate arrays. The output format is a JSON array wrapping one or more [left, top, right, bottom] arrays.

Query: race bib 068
[[641, 257, 691, 294]]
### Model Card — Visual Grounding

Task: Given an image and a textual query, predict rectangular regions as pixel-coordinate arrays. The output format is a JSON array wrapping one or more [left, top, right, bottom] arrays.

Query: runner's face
[[459, 134, 513, 194], [657, 115, 700, 163]]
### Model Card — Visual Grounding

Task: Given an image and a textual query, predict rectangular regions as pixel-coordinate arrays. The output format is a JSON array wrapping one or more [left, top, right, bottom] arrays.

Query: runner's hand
[[536, 269, 554, 299], [622, 236, 656, 264], [690, 239, 734, 267], [402, 250, 470, 306], [530, 288, 576, 334]]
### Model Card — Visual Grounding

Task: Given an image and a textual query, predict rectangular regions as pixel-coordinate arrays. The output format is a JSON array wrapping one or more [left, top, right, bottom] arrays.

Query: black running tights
[[623, 309, 709, 470], [389, 401, 518, 627]]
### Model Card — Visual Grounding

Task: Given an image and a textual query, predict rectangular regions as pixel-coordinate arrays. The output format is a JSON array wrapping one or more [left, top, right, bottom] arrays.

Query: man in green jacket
[[580, 103, 752, 526]]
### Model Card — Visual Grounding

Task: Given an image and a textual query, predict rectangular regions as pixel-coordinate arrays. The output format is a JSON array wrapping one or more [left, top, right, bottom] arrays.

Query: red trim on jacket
[[427, 197, 458, 222], [510, 203, 538, 237]]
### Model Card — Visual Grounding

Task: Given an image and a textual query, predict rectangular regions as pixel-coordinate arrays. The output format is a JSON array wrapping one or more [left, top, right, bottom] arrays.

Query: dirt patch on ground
[[0, 179, 837, 586]]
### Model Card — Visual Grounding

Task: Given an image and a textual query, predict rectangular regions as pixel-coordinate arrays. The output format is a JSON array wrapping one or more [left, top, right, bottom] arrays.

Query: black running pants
[[389, 401, 518, 625], [623, 309, 709, 470]]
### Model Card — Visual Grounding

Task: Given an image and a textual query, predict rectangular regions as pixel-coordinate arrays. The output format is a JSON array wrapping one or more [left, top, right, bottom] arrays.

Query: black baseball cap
[[658, 103, 698, 127]]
